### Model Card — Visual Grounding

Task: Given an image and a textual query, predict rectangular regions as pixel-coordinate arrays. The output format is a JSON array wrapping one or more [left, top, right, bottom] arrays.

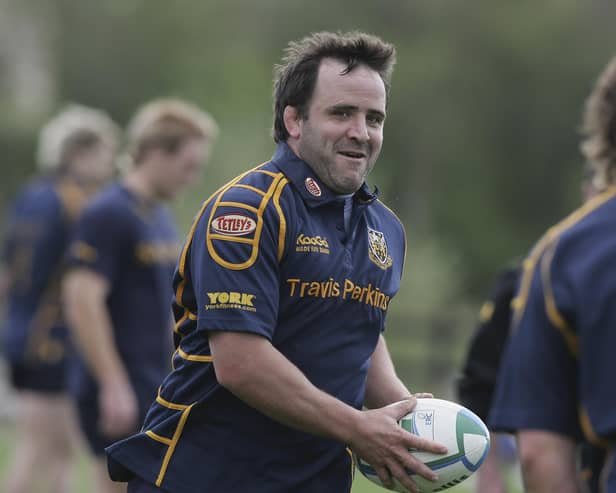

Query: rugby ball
[[356, 398, 490, 492]]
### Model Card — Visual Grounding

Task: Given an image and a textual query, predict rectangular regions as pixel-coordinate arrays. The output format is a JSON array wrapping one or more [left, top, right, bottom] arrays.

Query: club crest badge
[[305, 177, 322, 197], [367, 227, 393, 270]]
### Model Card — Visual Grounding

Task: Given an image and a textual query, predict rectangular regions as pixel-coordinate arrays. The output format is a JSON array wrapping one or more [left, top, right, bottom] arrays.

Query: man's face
[[154, 137, 209, 200], [291, 58, 386, 194], [71, 142, 116, 189]]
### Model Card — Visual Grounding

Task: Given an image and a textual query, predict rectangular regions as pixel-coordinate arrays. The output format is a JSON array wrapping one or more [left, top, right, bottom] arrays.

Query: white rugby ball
[[356, 398, 490, 492]]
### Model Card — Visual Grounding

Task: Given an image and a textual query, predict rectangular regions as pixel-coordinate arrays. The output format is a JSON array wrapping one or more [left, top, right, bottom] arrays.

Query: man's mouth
[[338, 150, 366, 159]]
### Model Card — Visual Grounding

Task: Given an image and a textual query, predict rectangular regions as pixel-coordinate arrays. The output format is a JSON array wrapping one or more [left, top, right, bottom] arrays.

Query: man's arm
[[364, 334, 413, 409], [209, 330, 447, 492], [63, 268, 137, 437], [517, 430, 580, 493]]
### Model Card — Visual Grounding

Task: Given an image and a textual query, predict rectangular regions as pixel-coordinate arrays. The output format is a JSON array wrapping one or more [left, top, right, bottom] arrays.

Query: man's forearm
[[209, 331, 362, 444], [364, 335, 412, 409], [63, 272, 128, 387]]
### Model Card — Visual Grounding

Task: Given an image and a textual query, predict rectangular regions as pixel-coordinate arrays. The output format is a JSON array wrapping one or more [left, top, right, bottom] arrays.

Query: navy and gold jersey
[[490, 187, 616, 489], [1, 177, 88, 389], [66, 183, 179, 421], [107, 143, 407, 493]]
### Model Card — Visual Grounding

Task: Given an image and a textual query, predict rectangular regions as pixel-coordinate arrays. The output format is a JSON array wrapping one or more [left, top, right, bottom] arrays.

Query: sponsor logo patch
[[285, 277, 390, 311], [211, 214, 257, 236], [305, 177, 322, 197], [205, 291, 256, 312], [295, 233, 330, 254], [367, 227, 393, 270]]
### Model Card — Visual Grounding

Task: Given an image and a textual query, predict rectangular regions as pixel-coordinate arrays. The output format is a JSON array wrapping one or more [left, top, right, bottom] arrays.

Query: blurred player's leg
[[475, 432, 507, 493], [5, 391, 78, 493]]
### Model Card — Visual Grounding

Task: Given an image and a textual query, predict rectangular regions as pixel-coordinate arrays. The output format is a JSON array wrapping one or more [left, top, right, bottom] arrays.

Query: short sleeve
[[189, 181, 287, 340], [67, 202, 133, 284], [489, 243, 581, 439], [3, 190, 67, 298]]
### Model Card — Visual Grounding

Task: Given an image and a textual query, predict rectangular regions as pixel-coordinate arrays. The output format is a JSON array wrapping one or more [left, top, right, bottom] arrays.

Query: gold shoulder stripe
[[513, 186, 616, 328], [155, 403, 194, 487], [145, 430, 172, 446], [156, 387, 190, 411], [233, 184, 267, 196], [255, 169, 279, 177], [174, 309, 197, 335], [540, 238, 578, 356], [272, 178, 289, 261], [178, 346, 213, 362], [206, 172, 285, 270], [175, 162, 270, 306]]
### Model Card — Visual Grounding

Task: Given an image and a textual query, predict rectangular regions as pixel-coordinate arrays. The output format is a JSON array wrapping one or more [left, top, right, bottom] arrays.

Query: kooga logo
[[211, 214, 257, 236]]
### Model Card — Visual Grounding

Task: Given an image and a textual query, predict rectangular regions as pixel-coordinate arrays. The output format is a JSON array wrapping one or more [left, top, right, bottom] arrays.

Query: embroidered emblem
[[305, 177, 322, 197], [367, 227, 393, 269]]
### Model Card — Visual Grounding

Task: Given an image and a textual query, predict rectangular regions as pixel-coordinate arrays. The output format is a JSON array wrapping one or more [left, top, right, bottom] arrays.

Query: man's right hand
[[98, 378, 138, 438], [350, 399, 448, 493]]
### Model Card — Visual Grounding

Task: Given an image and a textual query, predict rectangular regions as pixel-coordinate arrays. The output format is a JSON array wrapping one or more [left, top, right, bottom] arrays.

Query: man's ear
[[283, 106, 302, 139]]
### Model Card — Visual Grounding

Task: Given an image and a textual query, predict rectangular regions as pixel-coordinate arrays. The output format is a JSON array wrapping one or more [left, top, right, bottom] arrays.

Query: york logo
[[296, 234, 329, 248], [211, 214, 257, 236], [206, 292, 255, 306]]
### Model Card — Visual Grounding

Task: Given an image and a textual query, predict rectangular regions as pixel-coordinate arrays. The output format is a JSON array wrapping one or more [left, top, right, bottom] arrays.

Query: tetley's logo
[[296, 234, 330, 254], [367, 227, 393, 270], [211, 214, 256, 236], [205, 291, 256, 313], [304, 177, 322, 197]]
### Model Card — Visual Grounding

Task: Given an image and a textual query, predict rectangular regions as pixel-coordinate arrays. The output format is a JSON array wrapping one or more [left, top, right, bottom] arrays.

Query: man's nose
[[347, 115, 370, 142]]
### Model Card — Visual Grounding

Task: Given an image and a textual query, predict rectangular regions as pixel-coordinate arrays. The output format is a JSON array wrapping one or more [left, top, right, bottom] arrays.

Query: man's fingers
[[387, 461, 420, 493], [374, 465, 394, 490], [383, 398, 417, 421], [403, 434, 448, 455]]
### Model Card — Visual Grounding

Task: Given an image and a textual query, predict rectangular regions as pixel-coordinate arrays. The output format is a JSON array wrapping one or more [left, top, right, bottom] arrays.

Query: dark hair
[[272, 31, 396, 143]]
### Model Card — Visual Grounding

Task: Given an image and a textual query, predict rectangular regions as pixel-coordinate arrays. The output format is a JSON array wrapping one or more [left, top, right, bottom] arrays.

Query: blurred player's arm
[[63, 268, 137, 436], [209, 330, 446, 492], [517, 430, 580, 493], [364, 334, 413, 409]]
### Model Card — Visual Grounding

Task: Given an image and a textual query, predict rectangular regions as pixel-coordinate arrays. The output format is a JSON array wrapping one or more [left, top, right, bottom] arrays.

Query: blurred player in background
[[490, 55, 616, 493], [62, 99, 217, 493], [106, 31, 446, 493], [459, 163, 606, 493], [457, 264, 520, 493], [0, 104, 119, 493]]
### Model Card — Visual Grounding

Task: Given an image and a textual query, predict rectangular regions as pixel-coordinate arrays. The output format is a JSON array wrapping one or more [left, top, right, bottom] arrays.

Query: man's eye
[[367, 115, 383, 126]]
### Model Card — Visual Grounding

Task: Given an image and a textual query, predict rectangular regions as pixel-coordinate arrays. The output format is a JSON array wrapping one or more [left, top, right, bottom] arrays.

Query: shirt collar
[[270, 142, 379, 207]]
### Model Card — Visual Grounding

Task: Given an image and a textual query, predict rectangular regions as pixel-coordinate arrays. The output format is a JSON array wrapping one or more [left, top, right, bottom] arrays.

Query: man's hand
[[351, 399, 447, 493], [98, 378, 138, 438]]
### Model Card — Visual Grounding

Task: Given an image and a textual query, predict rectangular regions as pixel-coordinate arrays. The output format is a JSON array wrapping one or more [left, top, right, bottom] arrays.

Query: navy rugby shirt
[[66, 183, 179, 403], [107, 143, 408, 493], [2, 177, 87, 363]]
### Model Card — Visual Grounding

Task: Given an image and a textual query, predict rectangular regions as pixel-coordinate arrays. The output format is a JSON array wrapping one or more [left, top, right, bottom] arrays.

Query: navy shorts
[[9, 360, 66, 394]]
